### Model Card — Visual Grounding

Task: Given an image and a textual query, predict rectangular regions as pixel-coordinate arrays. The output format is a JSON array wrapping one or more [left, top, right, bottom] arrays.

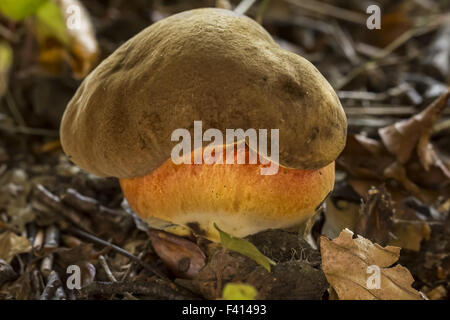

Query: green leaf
[[0, 0, 48, 21], [214, 223, 276, 272], [222, 283, 258, 300], [0, 41, 13, 97], [36, 0, 70, 45], [0, 41, 13, 72]]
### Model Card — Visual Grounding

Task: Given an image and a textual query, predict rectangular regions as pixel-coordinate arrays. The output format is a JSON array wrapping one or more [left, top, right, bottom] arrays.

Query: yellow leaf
[[36, 0, 70, 45], [0, 0, 47, 21], [0, 232, 32, 263], [214, 223, 275, 272], [222, 283, 258, 300]]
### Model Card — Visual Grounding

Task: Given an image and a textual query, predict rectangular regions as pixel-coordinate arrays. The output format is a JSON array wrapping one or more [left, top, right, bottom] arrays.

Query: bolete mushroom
[[60, 8, 347, 241]]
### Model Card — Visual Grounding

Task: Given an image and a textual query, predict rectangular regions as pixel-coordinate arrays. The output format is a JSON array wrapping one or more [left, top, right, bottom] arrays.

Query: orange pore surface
[[119, 143, 335, 238]]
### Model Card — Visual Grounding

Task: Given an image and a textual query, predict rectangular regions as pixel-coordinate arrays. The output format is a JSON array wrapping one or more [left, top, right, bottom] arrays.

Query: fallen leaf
[[322, 197, 359, 240], [222, 283, 257, 300], [383, 162, 423, 200], [37, 0, 99, 78], [379, 89, 450, 170], [355, 185, 394, 246], [337, 134, 393, 179], [320, 228, 422, 300], [424, 285, 446, 300], [390, 220, 431, 252], [214, 223, 275, 272], [150, 230, 206, 279], [0, 232, 32, 263]]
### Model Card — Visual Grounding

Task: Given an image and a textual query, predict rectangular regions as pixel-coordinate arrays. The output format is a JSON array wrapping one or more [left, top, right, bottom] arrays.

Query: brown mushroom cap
[[60, 8, 347, 179]]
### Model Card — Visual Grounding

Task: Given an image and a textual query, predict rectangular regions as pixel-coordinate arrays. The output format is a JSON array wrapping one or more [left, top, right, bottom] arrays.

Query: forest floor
[[0, 0, 449, 300]]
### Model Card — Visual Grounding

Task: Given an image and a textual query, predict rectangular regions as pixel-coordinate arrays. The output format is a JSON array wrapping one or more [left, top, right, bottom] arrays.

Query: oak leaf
[[320, 229, 422, 300]]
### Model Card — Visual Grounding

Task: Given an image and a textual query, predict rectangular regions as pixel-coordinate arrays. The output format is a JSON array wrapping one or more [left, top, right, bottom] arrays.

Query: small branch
[[336, 14, 449, 89], [5, 90, 26, 127], [44, 225, 60, 249], [234, 0, 258, 15], [99, 255, 117, 282], [285, 0, 367, 24], [61, 188, 124, 217], [40, 271, 66, 300], [34, 184, 94, 232], [0, 124, 59, 137], [67, 227, 167, 280], [41, 225, 60, 278]]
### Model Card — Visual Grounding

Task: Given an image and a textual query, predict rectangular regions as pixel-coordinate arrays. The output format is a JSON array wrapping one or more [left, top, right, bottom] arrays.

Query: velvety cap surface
[[60, 8, 347, 178]]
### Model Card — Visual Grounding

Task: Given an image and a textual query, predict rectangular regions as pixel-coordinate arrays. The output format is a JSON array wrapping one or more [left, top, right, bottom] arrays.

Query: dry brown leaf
[[424, 285, 446, 300], [390, 221, 431, 252], [322, 197, 360, 240], [355, 185, 394, 246], [337, 134, 394, 179], [379, 89, 450, 168], [383, 161, 423, 200], [320, 229, 423, 300], [0, 232, 32, 263], [150, 231, 206, 279]]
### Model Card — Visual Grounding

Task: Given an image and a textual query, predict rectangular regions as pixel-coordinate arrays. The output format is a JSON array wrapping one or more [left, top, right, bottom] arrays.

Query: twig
[[332, 22, 360, 65], [67, 227, 167, 280], [41, 225, 60, 278], [99, 255, 117, 282], [61, 188, 124, 217], [234, 0, 258, 15], [99, 255, 138, 299], [345, 105, 417, 116], [30, 270, 44, 300], [40, 254, 54, 279], [40, 271, 66, 300], [32, 229, 45, 251], [285, 0, 367, 24], [43, 225, 60, 249], [339, 83, 413, 101], [0, 124, 59, 137], [5, 90, 26, 127], [336, 14, 449, 89], [34, 184, 94, 232]]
